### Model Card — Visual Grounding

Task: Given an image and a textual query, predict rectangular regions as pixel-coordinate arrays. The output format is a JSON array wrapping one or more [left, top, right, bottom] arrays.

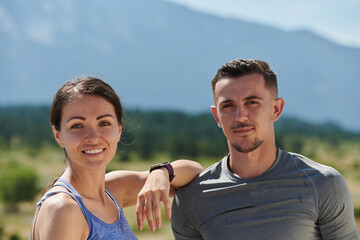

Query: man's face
[[211, 73, 284, 153]]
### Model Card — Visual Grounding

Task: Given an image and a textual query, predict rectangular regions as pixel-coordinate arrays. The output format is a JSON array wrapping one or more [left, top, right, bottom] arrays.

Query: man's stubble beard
[[231, 138, 263, 153]]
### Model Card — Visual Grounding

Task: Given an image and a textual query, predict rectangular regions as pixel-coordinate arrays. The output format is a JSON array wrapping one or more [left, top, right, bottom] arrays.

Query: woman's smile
[[83, 148, 106, 155], [84, 148, 104, 154]]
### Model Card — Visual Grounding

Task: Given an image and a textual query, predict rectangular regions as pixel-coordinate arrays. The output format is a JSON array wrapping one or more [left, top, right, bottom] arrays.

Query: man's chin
[[231, 139, 263, 153]]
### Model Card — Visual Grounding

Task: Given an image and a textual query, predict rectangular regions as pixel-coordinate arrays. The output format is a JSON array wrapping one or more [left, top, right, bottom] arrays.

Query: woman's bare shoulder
[[41, 190, 81, 215], [34, 189, 88, 240]]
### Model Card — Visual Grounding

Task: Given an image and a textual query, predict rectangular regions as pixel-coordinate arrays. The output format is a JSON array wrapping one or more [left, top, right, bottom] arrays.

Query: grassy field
[[0, 140, 360, 239]]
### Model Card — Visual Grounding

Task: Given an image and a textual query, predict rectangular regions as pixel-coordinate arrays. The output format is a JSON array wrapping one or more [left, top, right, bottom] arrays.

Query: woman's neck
[[61, 167, 107, 203]]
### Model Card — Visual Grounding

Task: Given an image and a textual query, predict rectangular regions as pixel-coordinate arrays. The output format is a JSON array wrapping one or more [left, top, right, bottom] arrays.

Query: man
[[171, 59, 360, 239]]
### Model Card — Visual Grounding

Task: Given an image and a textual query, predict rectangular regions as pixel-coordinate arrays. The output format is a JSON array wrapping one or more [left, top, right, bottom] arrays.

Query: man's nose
[[235, 106, 248, 123]]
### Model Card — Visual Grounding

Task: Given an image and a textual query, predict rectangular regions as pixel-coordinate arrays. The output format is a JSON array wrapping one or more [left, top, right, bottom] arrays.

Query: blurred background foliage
[[1, 105, 359, 159]]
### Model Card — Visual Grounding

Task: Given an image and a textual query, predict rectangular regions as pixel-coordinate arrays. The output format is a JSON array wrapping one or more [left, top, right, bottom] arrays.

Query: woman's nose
[[85, 127, 100, 143]]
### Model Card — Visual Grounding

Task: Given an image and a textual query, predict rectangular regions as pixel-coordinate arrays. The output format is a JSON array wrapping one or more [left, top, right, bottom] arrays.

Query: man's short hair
[[211, 59, 278, 98]]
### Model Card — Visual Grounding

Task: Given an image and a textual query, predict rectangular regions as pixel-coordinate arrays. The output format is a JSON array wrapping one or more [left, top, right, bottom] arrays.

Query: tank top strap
[[54, 178, 94, 238], [54, 179, 82, 198], [37, 190, 77, 206], [105, 189, 121, 211]]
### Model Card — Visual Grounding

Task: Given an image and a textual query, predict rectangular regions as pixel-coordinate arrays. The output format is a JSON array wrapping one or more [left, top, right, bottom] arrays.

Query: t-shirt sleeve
[[317, 170, 360, 239], [171, 194, 203, 240]]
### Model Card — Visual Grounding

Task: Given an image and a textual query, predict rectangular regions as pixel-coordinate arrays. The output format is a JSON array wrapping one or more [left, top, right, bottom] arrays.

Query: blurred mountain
[[1, 0, 359, 131]]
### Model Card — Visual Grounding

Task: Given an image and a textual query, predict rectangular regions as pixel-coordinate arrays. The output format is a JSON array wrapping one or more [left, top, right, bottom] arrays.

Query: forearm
[[135, 160, 203, 231], [171, 160, 203, 189], [108, 160, 203, 208]]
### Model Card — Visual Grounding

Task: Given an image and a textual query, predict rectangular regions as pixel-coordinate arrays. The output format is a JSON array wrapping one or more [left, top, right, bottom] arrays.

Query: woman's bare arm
[[105, 160, 203, 231]]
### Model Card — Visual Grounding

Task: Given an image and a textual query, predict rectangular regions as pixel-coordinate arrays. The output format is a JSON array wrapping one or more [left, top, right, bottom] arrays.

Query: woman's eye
[[71, 124, 83, 129], [99, 121, 110, 126]]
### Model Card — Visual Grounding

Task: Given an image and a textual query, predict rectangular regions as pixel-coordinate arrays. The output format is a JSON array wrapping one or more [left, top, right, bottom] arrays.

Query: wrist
[[149, 162, 175, 182]]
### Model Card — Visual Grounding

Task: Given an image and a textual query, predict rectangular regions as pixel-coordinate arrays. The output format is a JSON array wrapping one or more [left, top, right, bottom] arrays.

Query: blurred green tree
[[0, 223, 4, 240], [0, 167, 39, 212], [9, 233, 21, 240]]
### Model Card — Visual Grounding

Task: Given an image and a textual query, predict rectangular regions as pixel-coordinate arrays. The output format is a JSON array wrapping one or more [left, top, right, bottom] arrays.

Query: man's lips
[[233, 128, 253, 135], [231, 123, 254, 135]]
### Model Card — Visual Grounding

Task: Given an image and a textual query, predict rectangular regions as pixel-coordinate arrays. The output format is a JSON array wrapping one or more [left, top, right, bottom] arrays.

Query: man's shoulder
[[176, 157, 226, 195], [281, 150, 343, 187], [198, 158, 225, 179], [284, 150, 339, 174]]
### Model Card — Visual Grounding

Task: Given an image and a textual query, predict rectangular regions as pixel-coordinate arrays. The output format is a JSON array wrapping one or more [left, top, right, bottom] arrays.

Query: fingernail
[[151, 226, 155, 232], [157, 223, 162, 229]]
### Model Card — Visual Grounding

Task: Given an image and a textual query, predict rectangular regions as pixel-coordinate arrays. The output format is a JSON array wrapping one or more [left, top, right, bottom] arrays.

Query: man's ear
[[211, 105, 222, 128], [52, 125, 64, 148], [271, 97, 285, 122]]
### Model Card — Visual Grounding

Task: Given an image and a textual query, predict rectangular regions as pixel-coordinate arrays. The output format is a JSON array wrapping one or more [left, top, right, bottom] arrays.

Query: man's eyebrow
[[66, 116, 85, 122], [219, 96, 263, 104], [219, 99, 234, 105], [244, 96, 263, 101], [97, 114, 115, 120]]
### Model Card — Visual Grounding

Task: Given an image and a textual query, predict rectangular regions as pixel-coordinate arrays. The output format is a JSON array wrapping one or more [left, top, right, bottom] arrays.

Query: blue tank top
[[31, 178, 137, 240]]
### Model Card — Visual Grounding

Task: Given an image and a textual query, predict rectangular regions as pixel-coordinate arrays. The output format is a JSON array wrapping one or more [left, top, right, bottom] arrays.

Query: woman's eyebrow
[[66, 116, 85, 122], [66, 114, 114, 122], [97, 114, 115, 120]]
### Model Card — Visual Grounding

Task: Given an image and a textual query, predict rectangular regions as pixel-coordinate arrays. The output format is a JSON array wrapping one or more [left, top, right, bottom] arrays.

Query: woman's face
[[52, 94, 122, 171]]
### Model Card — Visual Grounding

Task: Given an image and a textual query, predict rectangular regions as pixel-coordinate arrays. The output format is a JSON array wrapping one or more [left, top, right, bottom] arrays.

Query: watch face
[[152, 164, 161, 169], [149, 162, 174, 182], [158, 162, 169, 166], [150, 162, 169, 171]]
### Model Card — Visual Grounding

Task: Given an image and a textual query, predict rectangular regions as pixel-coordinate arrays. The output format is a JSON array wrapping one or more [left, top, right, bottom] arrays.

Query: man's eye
[[246, 101, 258, 105], [222, 104, 232, 109]]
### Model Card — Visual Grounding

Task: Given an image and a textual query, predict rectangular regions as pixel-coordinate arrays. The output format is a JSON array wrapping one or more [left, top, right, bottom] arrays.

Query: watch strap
[[149, 162, 175, 182]]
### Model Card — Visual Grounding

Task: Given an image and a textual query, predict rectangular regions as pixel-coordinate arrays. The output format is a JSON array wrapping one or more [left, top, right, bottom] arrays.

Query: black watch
[[149, 162, 175, 182]]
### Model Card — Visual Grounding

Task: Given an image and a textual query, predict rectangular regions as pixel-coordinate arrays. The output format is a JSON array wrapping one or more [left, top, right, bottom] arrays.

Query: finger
[[142, 210, 146, 225], [136, 195, 145, 230], [144, 195, 156, 232], [152, 192, 162, 230], [162, 195, 172, 219]]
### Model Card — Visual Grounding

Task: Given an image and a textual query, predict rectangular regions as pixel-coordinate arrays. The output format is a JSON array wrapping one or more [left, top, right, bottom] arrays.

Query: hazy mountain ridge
[[0, 0, 359, 131]]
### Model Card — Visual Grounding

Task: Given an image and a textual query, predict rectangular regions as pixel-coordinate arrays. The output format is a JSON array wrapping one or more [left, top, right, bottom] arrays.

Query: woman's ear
[[52, 125, 64, 148], [117, 125, 122, 142], [271, 97, 285, 122]]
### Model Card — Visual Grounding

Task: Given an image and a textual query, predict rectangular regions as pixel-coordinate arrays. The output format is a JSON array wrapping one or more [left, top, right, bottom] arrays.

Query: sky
[[164, 0, 360, 48]]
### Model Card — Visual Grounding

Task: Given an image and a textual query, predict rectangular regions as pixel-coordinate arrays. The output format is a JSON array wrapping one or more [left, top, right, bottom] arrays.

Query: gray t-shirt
[[171, 149, 360, 240]]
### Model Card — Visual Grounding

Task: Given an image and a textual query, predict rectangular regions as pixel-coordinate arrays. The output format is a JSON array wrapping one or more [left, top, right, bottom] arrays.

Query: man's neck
[[228, 145, 278, 179]]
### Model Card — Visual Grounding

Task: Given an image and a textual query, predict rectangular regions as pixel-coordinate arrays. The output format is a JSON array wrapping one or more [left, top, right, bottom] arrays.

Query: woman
[[30, 76, 203, 239]]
